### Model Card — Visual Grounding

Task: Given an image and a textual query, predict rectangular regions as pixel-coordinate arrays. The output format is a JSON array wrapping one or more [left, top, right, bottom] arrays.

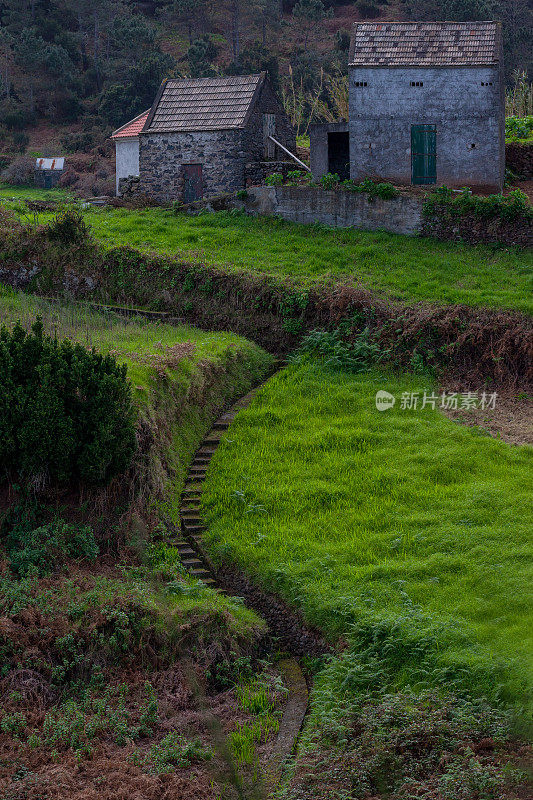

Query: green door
[[411, 125, 436, 185]]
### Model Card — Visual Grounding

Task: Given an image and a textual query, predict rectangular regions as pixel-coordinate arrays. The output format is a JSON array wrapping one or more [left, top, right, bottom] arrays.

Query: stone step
[[182, 487, 202, 496], [176, 546, 197, 558], [212, 421, 230, 431], [189, 465, 207, 473], [202, 434, 221, 446], [168, 537, 194, 548], [181, 514, 203, 525], [197, 446, 217, 456], [180, 506, 201, 515], [193, 456, 212, 464], [188, 566, 212, 578], [182, 557, 205, 569], [183, 524, 206, 534]]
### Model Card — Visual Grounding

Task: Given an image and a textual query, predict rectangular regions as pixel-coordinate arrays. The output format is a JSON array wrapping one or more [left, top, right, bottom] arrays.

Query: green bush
[[45, 207, 90, 246], [4, 511, 98, 577], [424, 186, 532, 222], [342, 177, 399, 199], [505, 115, 533, 142], [0, 318, 136, 488], [320, 172, 340, 190], [265, 172, 284, 186], [357, 0, 380, 17], [292, 327, 383, 373]]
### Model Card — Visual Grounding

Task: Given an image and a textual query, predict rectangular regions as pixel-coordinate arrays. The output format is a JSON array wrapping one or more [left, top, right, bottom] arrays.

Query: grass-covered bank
[[1, 209, 531, 392], [0, 287, 275, 527], [1, 190, 531, 313], [59, 209, 533, 313], [201, 363, 533, 796], [202, 364, 532, 705], [0, 289, 284, 799]]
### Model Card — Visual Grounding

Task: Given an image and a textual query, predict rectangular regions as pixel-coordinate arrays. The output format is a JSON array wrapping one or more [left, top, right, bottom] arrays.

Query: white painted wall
[[115, 137, 140, 195]]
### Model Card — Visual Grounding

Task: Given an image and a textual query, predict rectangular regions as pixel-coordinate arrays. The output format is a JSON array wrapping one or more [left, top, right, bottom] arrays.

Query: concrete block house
[[111, 110, 150, 196], [122, 73, 294, 202], [312, 21, 505, 192]]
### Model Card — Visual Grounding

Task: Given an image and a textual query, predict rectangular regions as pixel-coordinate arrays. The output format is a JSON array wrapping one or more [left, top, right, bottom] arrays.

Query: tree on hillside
[[0, 28, 14, 100], [187, 35, 218, 77], [226, 41, 280, 88], [292, 0, 333, 49], [170, 0, 209, 43]]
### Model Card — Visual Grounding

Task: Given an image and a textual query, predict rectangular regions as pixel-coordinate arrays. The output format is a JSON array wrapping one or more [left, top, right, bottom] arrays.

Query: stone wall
[[245, 160, 301, 186], [243, 80, 296, 162], [138, 129, 244, 202], [241, 186, 424, 235], [348, 64, 505, 191]]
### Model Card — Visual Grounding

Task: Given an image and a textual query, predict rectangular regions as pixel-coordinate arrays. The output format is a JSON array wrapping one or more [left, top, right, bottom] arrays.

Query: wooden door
[[183, 164, 203, 202], [263, 114, 276, 159], [411, 125, 436, 185]]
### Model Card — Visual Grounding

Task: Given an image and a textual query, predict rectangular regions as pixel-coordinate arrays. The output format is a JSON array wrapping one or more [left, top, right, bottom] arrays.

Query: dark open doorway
[[328, 132, 350, 180]]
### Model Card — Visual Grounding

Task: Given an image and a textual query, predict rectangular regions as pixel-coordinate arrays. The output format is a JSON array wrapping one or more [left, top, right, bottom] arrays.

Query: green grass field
[[202, 363, 533, 716], [1, 185, 531, 314], [0, 183, 72, 201]]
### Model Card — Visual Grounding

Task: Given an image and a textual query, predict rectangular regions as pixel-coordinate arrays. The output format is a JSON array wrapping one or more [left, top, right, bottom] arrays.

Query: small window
[[481, 81, 493, 86], [469, 143, 477, 149], [354, 81, 367, 88], [410, 81, 424, 87]]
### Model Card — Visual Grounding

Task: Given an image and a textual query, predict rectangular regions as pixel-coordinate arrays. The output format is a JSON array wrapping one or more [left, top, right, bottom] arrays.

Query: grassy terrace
[[0, 286, 271, 398], [202, 363, 533, 717], [0, 286, 274, 500], [1, 185, 531, 314]]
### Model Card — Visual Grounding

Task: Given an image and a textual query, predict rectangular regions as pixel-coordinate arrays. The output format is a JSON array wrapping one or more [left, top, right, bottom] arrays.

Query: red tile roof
[[111, 110, 150, 139]]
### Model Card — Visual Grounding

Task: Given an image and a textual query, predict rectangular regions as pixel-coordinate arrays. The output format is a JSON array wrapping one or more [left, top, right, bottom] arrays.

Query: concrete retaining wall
[[243, 186, 424, 235]]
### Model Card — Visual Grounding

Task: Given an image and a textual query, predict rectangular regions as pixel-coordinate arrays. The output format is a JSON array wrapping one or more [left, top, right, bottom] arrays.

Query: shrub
[[265, 172, 284, 186], [45, 207, 90, 245], [12, 132, 29, 153], [292, 327, 383, 372], [505, 115, 533, 142], [0, 156, 34, 186], [342, 177, 399, 199], [423, 186, 532, 223], [129, 732, 211, 774], [357, 0, 380, 18], [0, 318, 137, 489], [5, 516, 98, 577], [320, 172, 340, 190], [60, 131, 95, 154]]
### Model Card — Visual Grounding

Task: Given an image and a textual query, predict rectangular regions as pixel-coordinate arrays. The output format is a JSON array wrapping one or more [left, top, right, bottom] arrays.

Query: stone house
[[131, 73, 295, 202], [34, 157, 65, 189], [111, 110, 149, 196], [311, 21, 505, 192]]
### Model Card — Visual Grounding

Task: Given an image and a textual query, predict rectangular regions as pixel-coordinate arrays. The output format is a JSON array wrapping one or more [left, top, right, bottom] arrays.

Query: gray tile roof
[[348, 21, 501, 67], [144, 74, 266, 133]]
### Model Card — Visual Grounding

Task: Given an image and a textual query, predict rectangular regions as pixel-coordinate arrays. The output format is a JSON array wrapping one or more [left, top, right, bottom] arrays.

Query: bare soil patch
[[441, 386, 533, 445]]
